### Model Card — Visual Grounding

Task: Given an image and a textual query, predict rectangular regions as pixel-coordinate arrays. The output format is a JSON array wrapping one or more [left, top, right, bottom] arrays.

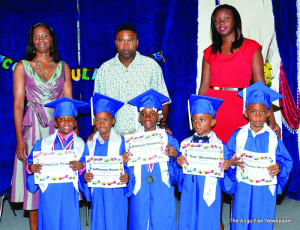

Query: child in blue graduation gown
[[227, 82, 293, 230], [176, 95, 230, 230], [124, 89, 180, 230], [81, 93, 133, 230], [26, 97, 89, 230]]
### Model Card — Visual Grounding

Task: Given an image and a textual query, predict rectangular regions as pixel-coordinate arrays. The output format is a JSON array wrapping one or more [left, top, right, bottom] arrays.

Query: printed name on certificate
[[125, 129, 168, 166], [86, 156, 126, 188], [33, 150, 77, 184], [181, 143, 224, 178], [236, 150, 277, 186]]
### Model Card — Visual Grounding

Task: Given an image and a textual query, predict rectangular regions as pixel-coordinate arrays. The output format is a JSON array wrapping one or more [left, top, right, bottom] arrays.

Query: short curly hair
[[115, 24, 137, 35]]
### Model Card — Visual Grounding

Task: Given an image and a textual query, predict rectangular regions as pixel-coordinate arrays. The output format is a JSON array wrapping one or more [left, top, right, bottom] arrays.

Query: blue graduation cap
[[44, 97, 88, 118], [189, 95, 223, 117], [127, 89, 171, 110], [237, 81, 283, 110], [188, 95, 223, 130], [91, 93, 124, 117]]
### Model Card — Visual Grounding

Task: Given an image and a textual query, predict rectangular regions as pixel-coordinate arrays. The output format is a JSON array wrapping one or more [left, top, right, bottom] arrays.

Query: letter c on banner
[[2, 58, 13, 70]]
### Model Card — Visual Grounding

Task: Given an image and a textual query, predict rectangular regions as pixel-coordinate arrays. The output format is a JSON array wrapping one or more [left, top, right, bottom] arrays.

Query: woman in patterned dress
[[12, 22, 72, 230]]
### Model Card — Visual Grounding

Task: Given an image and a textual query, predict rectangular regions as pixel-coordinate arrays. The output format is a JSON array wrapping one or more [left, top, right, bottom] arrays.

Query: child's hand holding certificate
[[236, 150, 277, 185], [33, 150, 77, 184]]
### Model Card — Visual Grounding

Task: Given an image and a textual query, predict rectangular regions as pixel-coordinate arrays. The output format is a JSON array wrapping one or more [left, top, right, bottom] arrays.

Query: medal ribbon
[[53, 133, 74, 150], [146, 163, 154, 174]]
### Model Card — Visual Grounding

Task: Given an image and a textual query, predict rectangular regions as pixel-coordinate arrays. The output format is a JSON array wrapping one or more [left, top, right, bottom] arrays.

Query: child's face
[[192, 113, 216, 136], [244, 103, 270, 133], [94, 112, 115, 138], [139, 107, 160, 132], [54, 116, 76, 137]]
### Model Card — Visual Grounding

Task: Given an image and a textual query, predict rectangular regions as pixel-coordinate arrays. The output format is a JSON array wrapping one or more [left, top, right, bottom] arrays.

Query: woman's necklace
[[34, 57, 54, 80]]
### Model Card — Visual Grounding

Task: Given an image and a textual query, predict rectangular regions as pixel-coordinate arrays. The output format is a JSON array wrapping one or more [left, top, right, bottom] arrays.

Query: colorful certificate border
[[33, 150, 77, 184], [182, 143, 224, 177], [86, 156, 125, 188], [125, 129, 168, 166], [237, 151, 276, 185]]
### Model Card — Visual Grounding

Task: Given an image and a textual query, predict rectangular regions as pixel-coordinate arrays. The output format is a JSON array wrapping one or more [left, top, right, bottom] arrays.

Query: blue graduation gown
[[80, 136, 133, 230], [26, 134, 88, 230], [177, 136, 230, 230], [227, 128, 293, 230], [128, 133, 180, 230]]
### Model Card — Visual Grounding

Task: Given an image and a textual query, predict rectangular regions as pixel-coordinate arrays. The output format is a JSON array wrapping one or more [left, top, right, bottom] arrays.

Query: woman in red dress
[[198, 5, 281, 230], [198, 4, 280, 144]]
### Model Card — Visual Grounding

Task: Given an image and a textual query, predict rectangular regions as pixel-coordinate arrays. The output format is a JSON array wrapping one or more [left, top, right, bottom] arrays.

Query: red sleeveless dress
[[204, 39, 262, 143]]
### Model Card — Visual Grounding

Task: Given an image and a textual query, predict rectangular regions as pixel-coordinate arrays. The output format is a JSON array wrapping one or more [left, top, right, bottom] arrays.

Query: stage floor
[[0, 195, 299, 230]]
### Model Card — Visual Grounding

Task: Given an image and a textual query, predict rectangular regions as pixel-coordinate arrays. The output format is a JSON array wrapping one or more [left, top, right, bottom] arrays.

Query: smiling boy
[[26, 97, 88, 230], [125, 89, 179, 230]]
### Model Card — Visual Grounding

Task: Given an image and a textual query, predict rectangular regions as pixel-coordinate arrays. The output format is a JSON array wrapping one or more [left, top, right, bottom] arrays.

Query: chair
[[0, 187, 17, 223]]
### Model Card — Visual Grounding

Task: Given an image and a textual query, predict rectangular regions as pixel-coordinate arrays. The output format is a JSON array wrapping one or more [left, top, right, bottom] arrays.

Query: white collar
[[248, 122, 267, 137], [97, 132, 105, 145]]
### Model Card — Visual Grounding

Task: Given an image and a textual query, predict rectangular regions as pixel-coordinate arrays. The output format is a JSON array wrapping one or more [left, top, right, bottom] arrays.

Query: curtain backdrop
[[0, 0, 78, 192], [272, 0, 300, 200], [1, 0, 298, 199], [0, 0, 197, 192]]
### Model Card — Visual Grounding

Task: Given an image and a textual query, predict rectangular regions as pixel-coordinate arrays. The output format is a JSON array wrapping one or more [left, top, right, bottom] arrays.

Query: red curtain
[[279, 62, 300, 131]]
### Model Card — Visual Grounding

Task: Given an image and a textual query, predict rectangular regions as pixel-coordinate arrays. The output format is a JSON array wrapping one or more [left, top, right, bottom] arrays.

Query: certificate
[[236, 150, 277, 186], [33, 150, 77, 184], [125, 129, 168, 166], [85, 156, 126, 188], [181, 143, 224, 178]]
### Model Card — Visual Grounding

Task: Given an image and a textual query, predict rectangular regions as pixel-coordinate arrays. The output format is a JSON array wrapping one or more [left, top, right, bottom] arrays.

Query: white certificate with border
[[86, 156, 126, 188], [125, 129, 168, 166], [181, 143, 224, 178], [236, 150, 277, 186], [33, 150, 77, 184]]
